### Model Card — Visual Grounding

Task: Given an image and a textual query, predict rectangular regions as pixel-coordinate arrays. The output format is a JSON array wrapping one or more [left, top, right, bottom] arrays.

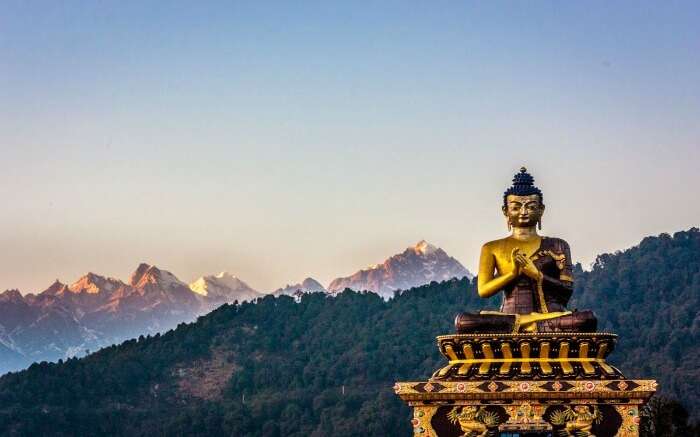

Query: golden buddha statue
[[455, 168, 597, 334]]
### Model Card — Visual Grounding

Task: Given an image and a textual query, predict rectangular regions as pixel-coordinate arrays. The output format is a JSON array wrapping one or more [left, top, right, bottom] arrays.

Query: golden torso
[[484, 236, 542, 277], [477, 232, 543, 299], [478, 234, 571, 331]]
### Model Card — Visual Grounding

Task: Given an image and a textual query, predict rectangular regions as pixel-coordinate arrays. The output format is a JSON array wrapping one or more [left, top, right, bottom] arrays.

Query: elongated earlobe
[[538, 219, 542, 230]]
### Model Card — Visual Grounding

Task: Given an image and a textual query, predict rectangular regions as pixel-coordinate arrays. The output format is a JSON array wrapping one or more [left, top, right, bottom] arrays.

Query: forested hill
[[0, 229, 698, 436], [572, 227, 700, 421]]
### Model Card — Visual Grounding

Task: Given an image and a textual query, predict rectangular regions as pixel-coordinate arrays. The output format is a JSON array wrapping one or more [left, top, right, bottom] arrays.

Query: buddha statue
[[455, 168, 597, 334]]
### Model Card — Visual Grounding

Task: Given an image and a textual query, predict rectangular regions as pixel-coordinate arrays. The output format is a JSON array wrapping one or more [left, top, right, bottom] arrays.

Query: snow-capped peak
[[69, 272, 123, 294], [129, 263, 186, 290], [188, 272, 260, 303], [413, 240, 438, 255], [328, 240, 471, 299], [189, 278, 209, 296], [40, 280, 69, 296]]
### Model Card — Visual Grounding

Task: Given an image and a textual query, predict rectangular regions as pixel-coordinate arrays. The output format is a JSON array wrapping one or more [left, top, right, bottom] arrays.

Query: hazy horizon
[[2, 2, 699, 293]]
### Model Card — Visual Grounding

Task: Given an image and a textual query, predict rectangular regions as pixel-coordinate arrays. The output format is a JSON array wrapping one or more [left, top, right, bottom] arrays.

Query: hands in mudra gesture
[[510, 248, 541, 280]]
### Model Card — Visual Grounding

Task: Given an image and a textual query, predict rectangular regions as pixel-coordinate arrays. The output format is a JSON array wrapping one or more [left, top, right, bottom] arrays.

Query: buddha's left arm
[[540, 240, 573, 292]]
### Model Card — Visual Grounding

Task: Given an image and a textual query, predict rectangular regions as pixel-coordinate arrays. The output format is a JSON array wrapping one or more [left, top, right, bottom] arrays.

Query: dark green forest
[[0, 229, 698, 436]]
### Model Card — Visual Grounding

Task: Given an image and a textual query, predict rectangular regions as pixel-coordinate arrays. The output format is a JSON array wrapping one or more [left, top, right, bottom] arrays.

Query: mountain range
[[0, 264, 206, 375], [0, 241, 470, 374]]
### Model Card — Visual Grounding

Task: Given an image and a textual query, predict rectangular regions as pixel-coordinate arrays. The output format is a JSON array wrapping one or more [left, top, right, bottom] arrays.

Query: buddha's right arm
[[477, 245, 517, 298]]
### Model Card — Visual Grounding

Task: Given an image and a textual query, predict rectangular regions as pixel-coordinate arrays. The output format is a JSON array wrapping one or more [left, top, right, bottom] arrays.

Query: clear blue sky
[[1, 1, 699, 293]]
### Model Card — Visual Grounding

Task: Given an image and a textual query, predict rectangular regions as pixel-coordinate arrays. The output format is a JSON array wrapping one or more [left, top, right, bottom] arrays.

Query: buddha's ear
[[501, 204, 508, 216]]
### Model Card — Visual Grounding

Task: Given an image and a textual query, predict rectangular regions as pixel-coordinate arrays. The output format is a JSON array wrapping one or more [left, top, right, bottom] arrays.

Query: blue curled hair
[[503, 167, 543, 207]]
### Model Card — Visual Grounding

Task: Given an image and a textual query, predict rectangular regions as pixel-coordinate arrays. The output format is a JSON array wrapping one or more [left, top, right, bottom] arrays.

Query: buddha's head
[[502, 167, 544, 229]]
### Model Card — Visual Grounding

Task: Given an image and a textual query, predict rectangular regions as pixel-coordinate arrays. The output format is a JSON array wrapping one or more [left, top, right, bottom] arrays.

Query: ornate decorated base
[[433, 332, 624, 380], [394, 379, 656, 437], [395, 333, 656, 436]]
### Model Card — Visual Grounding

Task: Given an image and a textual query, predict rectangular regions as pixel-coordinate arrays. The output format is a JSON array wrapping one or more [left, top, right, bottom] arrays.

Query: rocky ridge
[[327, 240, 472, 299]]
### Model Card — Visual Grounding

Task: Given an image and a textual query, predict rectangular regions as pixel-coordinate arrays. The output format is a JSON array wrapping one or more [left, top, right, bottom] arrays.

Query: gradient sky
[[1, 1, 699, 293]]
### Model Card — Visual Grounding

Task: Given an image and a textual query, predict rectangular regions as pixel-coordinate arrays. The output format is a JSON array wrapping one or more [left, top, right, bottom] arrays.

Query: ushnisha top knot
[[503, 167, 543, 206]]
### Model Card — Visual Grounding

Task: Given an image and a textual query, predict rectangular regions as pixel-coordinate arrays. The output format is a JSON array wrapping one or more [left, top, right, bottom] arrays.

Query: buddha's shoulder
[[481, 236, 571, 250], [541, 236, 571, 251], [481, 237, 511, 250]]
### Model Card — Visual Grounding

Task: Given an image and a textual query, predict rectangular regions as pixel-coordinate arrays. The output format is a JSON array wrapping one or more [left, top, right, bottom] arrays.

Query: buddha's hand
[[515, 251, 541, 280], [508, 248, 523, 276]]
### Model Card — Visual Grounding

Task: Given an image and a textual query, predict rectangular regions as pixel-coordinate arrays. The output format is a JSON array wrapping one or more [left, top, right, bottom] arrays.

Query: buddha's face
[[502, 194, 544, 228]]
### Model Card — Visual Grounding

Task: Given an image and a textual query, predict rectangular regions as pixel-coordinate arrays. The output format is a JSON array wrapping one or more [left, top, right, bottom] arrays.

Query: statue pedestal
[[395, 333, 656, 436]]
